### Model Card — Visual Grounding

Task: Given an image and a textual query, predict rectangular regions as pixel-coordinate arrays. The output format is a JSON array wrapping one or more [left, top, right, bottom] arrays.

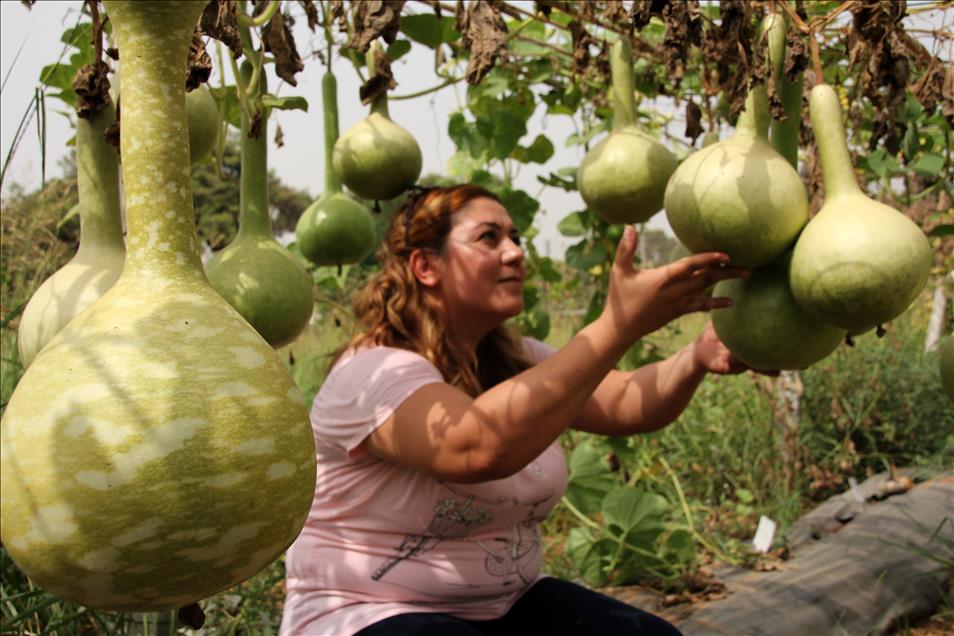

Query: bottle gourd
[[332, 41, 422, 202], [788, 83, 933, 333], [577, 37, 676, 224], [711, 252, 846, 370], [1, 1, 316, 611], [296, 71, 376, 267], [664, 66, 809, 268], [17, 101, 124, 368], [206, 61, 314, 348]]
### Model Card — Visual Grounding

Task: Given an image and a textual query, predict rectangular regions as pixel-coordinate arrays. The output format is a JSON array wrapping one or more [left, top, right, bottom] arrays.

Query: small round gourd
[[17, 101, 124, 367], [711, 253, 845, 370], [577, 38, 676, 224], [1, 1, 316, 611], [332, 41, 421, 201], [788, 84, 933, 333], [186, 84, 219, 163], [664, 77, 809, 268], [205, 62, 313, 348], [297, 72, 376, 267]]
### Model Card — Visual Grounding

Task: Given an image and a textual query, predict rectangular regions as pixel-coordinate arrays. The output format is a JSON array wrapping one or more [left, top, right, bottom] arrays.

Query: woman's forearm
[[467, 312, 633, 477], [575, 341, 708, 436]]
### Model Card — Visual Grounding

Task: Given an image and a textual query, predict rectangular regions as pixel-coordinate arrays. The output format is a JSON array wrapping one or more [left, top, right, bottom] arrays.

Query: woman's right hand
[[603, 225, 748, 342]]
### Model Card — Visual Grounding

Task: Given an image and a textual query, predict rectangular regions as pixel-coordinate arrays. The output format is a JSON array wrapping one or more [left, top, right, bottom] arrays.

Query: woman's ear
[[409, 248, 440, 287]]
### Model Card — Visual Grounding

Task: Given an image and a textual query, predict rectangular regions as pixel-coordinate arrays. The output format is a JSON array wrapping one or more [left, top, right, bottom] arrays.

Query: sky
[[2, 2, 950, 259]]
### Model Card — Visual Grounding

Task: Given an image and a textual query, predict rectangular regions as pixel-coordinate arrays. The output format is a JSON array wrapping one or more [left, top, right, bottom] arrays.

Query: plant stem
[[238, 0, 279, 28], [391, 76, 462, 100]]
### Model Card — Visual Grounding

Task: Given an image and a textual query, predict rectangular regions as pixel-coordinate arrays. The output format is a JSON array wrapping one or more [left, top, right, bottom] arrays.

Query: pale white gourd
[[1, 1, 316, 611], [17, 102, 124, 368]]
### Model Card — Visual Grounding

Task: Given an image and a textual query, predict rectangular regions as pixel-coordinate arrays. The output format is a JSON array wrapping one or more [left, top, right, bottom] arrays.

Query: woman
[[281, 184, 759, 635]]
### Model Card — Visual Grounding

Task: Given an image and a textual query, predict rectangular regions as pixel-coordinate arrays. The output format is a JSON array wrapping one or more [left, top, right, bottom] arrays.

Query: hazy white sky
[[2, 2, 949, 258]]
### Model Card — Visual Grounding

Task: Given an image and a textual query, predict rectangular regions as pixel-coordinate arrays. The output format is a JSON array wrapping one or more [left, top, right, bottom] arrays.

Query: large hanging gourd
[[332, 41, 422, 202], [577, 37, 676, 224], [788, 83, 933, 333], [0, 1, 316, 611], [296, 70, 377, 267], [939, 334, 954, 403], [17, 101, 124, 368], [206, 61, 314, 348], [664, 29, 810, 268], [711, 252, 846, 370]]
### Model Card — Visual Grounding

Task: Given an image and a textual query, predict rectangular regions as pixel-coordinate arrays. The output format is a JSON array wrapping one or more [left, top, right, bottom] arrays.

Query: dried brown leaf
[[685, 98, 704, 142], [201, 0, 243, 59], [701, 0, 758, 120], [72, 60, 111, 119], [298, 0, 319, 32], [274, 122, 284, 148], [262, 9, 304, 86], [359, 46, 397, 105], [349, 0, 406, 53], [457, 0, 509, 85], [187, 32, 212, 91]]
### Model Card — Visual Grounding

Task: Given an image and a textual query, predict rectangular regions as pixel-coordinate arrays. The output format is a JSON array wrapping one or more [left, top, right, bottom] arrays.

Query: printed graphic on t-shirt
[[371, 482, 556, 587]]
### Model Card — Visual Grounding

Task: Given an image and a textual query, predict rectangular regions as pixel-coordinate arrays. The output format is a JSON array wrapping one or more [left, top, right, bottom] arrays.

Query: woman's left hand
[[692, 321, 779, 376]]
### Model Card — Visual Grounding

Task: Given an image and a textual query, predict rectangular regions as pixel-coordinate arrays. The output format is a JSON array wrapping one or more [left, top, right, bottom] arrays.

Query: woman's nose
[[501, 239, 524, 264]]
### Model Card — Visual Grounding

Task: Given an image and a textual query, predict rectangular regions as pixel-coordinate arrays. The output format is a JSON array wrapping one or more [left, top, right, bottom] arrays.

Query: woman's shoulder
[[326, 345, 443, 389]]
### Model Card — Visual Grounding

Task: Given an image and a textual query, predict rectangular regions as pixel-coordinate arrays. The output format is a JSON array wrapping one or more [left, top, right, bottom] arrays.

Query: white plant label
[[752, 515, 777, 553]]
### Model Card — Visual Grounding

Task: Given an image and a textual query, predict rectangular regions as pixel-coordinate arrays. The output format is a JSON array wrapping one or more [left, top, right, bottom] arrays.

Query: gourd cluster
[[579, 14, 934, 373]]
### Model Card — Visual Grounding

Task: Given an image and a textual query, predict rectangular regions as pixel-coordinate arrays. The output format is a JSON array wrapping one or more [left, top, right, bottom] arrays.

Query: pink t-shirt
[[280, 338, 569, 635]]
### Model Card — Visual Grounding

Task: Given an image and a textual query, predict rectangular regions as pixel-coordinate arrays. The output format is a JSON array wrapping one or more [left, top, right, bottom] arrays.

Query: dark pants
[[353, 577, 683, 635]]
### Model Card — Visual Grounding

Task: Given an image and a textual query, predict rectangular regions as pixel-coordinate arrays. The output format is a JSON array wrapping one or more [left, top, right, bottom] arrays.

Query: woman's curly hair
[[345, 184, 532, 396]]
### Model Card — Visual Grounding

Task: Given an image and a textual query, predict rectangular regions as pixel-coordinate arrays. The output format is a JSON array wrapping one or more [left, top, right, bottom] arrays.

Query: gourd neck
[[610, 37, 637, 131], [75, 102, 123, 251], [765, 12, 801, 168], [104, 0, 207, 274], [323, 72, 342, 196], [367, 41, 390, 119], [810, 83, 862, 199], [238, 62, 271, 239], [735, 82, 771, 140]]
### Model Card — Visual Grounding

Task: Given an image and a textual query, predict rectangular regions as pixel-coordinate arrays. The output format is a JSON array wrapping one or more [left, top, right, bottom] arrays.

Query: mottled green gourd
[[939, 335, 954, 403], [186, 84, 220, 163], [296, 71, 376, 267], [664, 23, 809, 267], [332, 41, 422, 201], [1, 1, 315, 611], [789, 84, 933, 332], [577, 38, 676, 224], [712, 253, 846, 370], [205, 62, 314, 348], [17, 101, 124, 368]]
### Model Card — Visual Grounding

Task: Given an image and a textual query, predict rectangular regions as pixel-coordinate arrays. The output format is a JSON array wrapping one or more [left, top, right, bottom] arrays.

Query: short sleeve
[[311, 347, 444, 455], [521, 336, 557, 365]]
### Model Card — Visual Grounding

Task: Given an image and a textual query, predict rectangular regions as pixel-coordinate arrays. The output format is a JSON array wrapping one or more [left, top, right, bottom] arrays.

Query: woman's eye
[[479, 231, 498, 243]]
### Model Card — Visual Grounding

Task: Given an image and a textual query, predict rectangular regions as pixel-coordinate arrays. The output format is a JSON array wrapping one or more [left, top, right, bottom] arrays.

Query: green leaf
[[557, 211, 588, 237], [448, 112, 490, 159], [735, 488, 754, 504], [399, 14, 459, 48], [565, 443, 617, 515], [511, 134, 554, 164], [566, 240, 607, 272], [533, 256, 562, 283], [909, 153, 945, 178], [387, 39, 412, 63], [475, 112, 526, 160], [602, 488, 668, 548], [261, 94, 308, 112], [497, 187, 538, 232], [929, 224, 954, 237], [565, 527, 613, 587], [39, 63, 76, 93]]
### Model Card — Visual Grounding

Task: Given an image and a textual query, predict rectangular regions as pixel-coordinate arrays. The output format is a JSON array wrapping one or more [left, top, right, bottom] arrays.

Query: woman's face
[[429, 197, 526, 337]]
